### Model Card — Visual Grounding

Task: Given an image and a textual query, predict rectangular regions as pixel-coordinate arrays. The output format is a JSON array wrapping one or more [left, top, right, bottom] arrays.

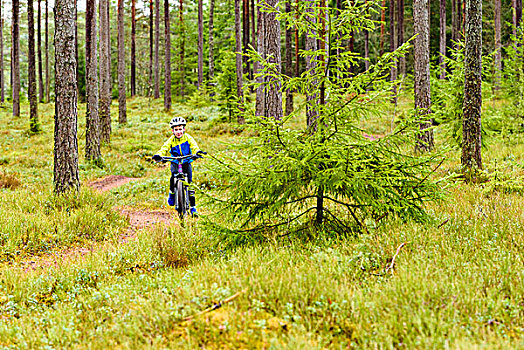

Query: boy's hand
[[152, 154, 162, 161]]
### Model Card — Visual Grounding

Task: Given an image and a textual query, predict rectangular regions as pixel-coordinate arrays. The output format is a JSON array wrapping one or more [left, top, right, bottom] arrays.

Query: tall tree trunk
[[462, 0, 482, 171], [265, 0, 282, 121], [197, 0, 203, 88], [164, 0, 171, 110], [305, 0, 318, 129], [38, 0, 44, 102], [86, 0, 100, 160], [117, 0, 127, 123], [75, 0, 81, 101], [255, 0, 265, 117], [208, 0, 215, 81], [517, 0, 522, 30], [242, 0, 251, 78], [413, 0, 434, 152], [0, 0, 4, 104], [494, 0, 501, 89], [390, 0, 397, 103], [295, 0, 299, 77], [251, 0, 256, 64], [28, 0, 39, 132], [397, 0, 405, 77], [99, 0, 111, 143], [131, 0, 136, 96], [54, 0, 79, 194], [513, 0, 517, 37], [149, 0, 153, 96], [235, 0, 245, 123], [439, 0, 446, 79], [452, 0, 457, 44], [179, 0, 185, 96], [12, 0, 20, 117], [154, 0, 160, 98], [285, 0, 293, 116], [380, 0, 386, 55], [45, 0, 49, 102]]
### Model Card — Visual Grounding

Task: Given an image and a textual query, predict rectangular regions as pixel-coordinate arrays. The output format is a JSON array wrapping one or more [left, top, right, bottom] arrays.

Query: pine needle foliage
[[202, 0, 446, 247]]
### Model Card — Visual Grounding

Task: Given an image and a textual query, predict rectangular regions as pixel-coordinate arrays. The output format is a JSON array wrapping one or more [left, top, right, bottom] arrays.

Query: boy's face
[[172, 125, 185, 138]]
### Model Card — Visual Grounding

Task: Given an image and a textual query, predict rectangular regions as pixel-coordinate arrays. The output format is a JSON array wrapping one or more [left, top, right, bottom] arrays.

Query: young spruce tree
[[204, 1, 445, 247]]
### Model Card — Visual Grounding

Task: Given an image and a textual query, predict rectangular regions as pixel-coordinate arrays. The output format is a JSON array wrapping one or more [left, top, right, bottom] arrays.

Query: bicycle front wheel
[[176, 180, 187, 218]]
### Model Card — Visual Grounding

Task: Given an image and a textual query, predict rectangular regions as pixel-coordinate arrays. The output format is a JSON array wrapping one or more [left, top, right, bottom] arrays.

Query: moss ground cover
[[0, 96, 523, 348]]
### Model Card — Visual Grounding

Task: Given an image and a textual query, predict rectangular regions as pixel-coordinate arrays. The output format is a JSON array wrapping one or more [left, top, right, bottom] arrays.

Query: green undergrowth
[[0, 185, 522, 348]]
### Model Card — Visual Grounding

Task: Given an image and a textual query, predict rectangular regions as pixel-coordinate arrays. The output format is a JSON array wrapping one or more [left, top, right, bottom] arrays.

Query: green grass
[[0, 95, 523, 348]]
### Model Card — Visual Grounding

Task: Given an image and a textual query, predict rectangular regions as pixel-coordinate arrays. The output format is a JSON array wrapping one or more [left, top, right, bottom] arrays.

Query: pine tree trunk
[[12, 0, 20, 117], [86, 0, 100, 160], [413, 0, 434, 152], [234, 0, 245, 123], [295, 0, 299, 77], [284, 0, 293, 116], [54, 0, 79, 194], [517, 0, 522, 29], [494, 0, 501, 89], [242, 0, 250, 79], [37, 0, 44, 102], [130, 0, 136, 96], [45, 0, 49, 102], [265, 0, 282, 121], [255, 0, 265, 117], [380, 0, 386, 56], [397, 0, 405, 77], [305, 0, 318, 128], [462, 0, 482, 171], [452, 0, 457, 44], [117, 0, 127, 123], [197, 0, 203, 88], [390, 0, 397, 103], [208, 0, 215, 81], [164, 0, 171, 110], [149, 0, 153, 96], [99, 0, 111, 143], [154, 0, 160, 98], [0, 1, 4, 104], [28, 0, 39, 132], [179, 0, 185, 97], [439, 0, 446, 79], [251, 0, 256, 63], [513, 0, 517, 37]]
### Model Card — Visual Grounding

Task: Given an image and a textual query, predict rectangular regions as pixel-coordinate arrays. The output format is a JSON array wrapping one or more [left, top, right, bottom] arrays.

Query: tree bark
[[38, 0, 44, 102], [164, 0, 171, 110], [54, 0, 79, 194], [517, 0, 522, 30], [86, 0, 100, 160], [242, 0, 251, 79], [413, 0, 434, 152], [305, 0, 318, 128], [380, 0, 386, 56], [179, 0, 185, 96], [439, 0, 446, 79], [295, 0, 299, 77], [208, 0, 215, 80], [12, 0, 20, 117], [131, 0, 136, 96], [117, 0, 127, 123], [149, 0, 153, 96], [99, 0, 111, 143], [0, 1, 4, 103], [28, 0, 39, 132], [285, 0, 293, 116], [264, 0, 282, 121], [45, 0, 49, 102], [197, 0, 203, 88], [390, 0, 397, 103], [255, 0, 265, 117], [154, 0, 160, 98], [397, 0, 405, 77], [462, 0, 482, 171], [494, 0, 501, 89], [235, 0, 245, 123]]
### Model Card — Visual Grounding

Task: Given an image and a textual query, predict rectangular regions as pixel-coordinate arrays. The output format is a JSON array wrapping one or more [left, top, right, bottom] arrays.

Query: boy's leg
[[182, 163, 197, 215], [167, 163, 177, 206]]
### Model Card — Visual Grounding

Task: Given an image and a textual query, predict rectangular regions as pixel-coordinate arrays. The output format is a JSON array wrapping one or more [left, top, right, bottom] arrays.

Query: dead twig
[[183, 289, 247, 321], [385, 242, 408, 274], [437, 219, 449, 229]]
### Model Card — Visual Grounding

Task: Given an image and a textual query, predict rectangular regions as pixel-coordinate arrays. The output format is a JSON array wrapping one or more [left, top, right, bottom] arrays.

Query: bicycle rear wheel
[[176, 180, 187, 219]]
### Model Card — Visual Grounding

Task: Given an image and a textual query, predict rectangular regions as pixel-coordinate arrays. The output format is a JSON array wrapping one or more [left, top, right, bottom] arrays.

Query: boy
[[152, 117, 203, 215]]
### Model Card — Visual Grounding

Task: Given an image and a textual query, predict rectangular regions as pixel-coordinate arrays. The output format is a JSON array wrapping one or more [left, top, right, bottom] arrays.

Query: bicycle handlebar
[[153, 151, 207, 163]]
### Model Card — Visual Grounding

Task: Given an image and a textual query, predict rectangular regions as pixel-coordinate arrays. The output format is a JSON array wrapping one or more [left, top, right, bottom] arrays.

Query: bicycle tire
[[176, 180, 187, 218]]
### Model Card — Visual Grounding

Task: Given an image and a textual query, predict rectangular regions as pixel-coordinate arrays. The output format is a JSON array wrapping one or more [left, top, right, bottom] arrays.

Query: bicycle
[[154, 151, 206, 219]]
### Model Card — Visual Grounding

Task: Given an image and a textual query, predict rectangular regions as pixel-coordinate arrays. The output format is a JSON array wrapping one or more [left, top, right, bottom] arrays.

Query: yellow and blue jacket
[[156, 133, 201, 164]]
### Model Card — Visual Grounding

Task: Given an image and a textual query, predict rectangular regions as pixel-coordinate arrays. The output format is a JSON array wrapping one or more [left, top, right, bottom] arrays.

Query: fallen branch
[[385, 242, 408, 274], [183, 289, 247, 321]]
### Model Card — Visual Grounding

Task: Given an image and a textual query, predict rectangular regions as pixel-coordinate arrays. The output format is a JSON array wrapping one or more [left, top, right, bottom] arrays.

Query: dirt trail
[[17, 175, 174, 272]]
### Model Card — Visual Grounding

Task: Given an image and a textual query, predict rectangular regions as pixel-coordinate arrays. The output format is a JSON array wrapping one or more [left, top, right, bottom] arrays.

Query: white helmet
[[169, 117, 186, 128]]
